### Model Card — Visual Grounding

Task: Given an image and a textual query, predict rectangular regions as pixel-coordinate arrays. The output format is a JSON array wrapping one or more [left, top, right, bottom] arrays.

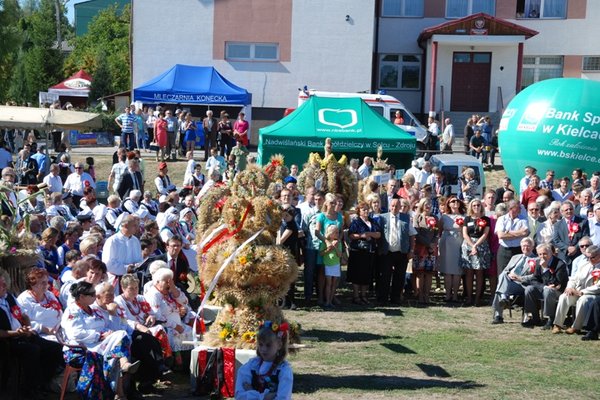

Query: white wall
[[506, 1, 600, 56], [132, 0, 375, 110]]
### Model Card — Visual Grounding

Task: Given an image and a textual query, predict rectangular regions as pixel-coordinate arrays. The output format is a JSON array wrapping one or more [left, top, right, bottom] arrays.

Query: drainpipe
[[371, 0, 381, 94], [417, 37, 427, 121], [515, 42, 524, 95], [429, 40, 438, 116]]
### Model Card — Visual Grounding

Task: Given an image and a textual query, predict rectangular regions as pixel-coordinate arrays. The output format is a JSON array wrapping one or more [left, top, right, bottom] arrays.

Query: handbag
[[194, 347, 236, 397], [351, 239, 371, 252], [149, 142, 159, 151]]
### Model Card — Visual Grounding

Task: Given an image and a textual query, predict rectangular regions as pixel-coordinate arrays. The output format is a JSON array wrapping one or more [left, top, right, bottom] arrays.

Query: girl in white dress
[[235, 322, 293, 400]]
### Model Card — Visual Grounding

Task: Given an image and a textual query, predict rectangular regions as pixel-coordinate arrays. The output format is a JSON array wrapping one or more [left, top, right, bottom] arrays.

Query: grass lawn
[[286, 285, 597, 399]]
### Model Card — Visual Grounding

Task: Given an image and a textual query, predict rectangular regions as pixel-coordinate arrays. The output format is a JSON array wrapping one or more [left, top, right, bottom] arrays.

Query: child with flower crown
[[235, 322, 293, 400], [319, 224, 342, 309]]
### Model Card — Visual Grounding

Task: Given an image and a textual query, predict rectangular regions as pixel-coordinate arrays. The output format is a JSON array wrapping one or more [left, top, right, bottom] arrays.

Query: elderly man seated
[[552, 244, 600, 334], [520, 243, 568, 329], [491, 237, 537, 324]]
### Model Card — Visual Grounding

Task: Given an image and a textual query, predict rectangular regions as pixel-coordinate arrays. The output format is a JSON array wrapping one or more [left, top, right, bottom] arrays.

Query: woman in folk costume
[[61, 281, 140, 399]]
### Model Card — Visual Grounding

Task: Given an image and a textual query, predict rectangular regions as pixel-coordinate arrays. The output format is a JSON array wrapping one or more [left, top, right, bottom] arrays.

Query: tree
[[88, 51, 112, 102], [65, 4, 130, 96], [0, 0, 23, 102], [7, 0, 71, 104]]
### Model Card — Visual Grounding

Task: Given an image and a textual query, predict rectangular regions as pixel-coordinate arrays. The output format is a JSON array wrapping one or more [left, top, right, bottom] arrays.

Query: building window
[[583, 57, 600, 72], [382, 0, 423, 17], [516, 0, 566, 19], [225, 42, 279, 61], [521, 56, 563, 90], [379, 54, 421, 90], [446, 0, 495, 18]]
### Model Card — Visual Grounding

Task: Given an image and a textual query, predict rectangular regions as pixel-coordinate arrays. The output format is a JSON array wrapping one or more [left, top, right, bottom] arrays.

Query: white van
[[297, 90, 429, 149], [429, 154, 486, 198]]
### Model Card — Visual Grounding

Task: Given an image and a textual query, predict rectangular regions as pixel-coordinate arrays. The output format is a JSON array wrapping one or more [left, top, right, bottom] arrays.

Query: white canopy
[[0, 106, 102, 131]]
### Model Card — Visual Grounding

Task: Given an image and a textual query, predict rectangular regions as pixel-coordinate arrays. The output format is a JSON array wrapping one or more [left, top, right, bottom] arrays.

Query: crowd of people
[[113, 104, 249, 163], [3, 112, 600, 398]]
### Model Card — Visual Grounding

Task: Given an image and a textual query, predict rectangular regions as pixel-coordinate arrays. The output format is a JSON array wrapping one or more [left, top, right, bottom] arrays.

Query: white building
[[131, 0, 600, 119], [131, 0, 375, 120]]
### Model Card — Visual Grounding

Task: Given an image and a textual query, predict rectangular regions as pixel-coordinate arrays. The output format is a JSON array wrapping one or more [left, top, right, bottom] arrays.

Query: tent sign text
[[153, 94, 228, 102]]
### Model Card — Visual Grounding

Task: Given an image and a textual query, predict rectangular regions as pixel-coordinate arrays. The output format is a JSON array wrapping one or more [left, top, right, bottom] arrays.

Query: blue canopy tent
[[133, 64, 252, 144]]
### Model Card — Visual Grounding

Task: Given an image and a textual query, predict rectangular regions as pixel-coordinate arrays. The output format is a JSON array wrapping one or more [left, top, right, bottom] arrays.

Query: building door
[[450, 52, 491, 111]]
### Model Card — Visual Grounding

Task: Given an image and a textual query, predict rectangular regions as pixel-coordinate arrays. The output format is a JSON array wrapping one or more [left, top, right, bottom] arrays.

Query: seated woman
[[64, 256, 106, 306], [144, 268, 195, 369], [0, 269, 64, 397], [98, 280, 168, 394], [61, 281, 140, 399], [17, 267, 63, 341], [37, 227, 61, 281]]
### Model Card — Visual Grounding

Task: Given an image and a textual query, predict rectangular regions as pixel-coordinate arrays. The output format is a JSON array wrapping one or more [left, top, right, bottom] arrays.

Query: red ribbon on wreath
[[528, 259, 537, 273], [202, 203, 253, 254], [477, 218, 487, 228]]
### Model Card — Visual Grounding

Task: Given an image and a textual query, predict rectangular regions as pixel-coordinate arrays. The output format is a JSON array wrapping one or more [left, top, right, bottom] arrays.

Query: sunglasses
[[580, 244, 591, 248]]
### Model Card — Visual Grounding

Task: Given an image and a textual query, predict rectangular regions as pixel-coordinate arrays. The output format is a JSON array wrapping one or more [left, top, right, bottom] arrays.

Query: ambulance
[[296, 90, 430, 152]]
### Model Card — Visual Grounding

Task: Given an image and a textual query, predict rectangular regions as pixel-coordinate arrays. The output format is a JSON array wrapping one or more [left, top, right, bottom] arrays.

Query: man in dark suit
[[495, 177, 513, 205], [157, 235, 199, 309], [552, 200, 590, 272], [202, 110, 219, 161], [431, 169, 451, 198], [376, 195, 416, 305], [520, 243, 568, 329], [379, 179, 399, 213], [117, 156, 144, 200]]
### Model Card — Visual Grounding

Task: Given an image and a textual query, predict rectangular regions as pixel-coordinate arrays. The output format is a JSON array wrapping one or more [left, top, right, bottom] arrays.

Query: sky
[[67, 0, 85, 23]]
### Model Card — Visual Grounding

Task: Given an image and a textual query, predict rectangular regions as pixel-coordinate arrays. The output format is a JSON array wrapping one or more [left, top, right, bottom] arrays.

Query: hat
[[283, 176, 297, 185], [175, 109, 182, 114], [594, 203, 600, 212], [158, 162, 168, 170], [180, 207, 194, 219], [62, 192, 72, 200], [76, 210, 93, 222], [114, 211, 130, 230], [165, 213, 178, 225]]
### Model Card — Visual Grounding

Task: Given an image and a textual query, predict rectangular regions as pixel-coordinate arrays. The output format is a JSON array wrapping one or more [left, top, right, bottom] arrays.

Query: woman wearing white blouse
[[61, 281, 139, 399], [144, 268, 194, 369], [16, 267, 62, 341]]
